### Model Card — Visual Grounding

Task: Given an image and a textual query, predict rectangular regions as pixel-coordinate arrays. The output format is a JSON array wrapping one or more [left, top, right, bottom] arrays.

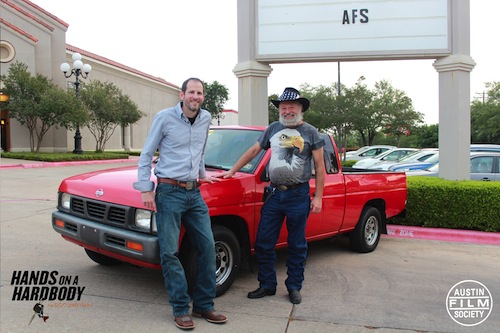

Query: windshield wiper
[[205, 164, 230, 171]]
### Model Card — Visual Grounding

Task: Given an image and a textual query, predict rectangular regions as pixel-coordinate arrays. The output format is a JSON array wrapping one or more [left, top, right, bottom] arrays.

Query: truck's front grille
[[109, 207, 127, 223], [69, 197, 128, 226], [72, 199, 85, 214], [106, 235, 126, 247], [65, 222, 77, 233], [87, 201, 106, 219]]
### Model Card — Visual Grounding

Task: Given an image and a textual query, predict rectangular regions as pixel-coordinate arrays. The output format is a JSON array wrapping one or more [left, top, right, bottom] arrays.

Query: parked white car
[[345, 146, 369, 157], [353, 148, 419, 169], [345, 145, 396, 161]]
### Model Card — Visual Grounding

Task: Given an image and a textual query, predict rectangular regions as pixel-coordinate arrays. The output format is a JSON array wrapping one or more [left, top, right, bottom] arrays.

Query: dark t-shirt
[[258, 122, 325, 186]]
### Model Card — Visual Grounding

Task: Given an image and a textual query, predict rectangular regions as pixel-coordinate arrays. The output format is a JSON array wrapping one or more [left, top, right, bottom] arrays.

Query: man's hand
[[310, 195, 322, 214], [212, 171, 235, 179], [199, 176, 223, 184], [141, 191, 156, 212]]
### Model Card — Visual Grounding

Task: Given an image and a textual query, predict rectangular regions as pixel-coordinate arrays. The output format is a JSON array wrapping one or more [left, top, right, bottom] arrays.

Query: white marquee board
[[257, 0, 450, 62]]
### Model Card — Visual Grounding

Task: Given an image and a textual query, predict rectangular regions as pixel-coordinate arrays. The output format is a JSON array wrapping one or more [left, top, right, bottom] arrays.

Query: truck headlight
[[135, 209, 157, 232], [61, 193, 71, 210]]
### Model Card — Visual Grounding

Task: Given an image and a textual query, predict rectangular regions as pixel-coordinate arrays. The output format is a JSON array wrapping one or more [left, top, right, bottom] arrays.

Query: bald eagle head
[[269, 128, 305, 170], [277, 132, 304, 153]]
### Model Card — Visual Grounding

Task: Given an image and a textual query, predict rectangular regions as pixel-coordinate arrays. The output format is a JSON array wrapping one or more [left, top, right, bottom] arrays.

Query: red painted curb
[[385, 224, 500, 245]]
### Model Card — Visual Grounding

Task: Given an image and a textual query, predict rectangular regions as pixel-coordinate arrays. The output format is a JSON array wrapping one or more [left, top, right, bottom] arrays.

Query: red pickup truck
[[52, 126, 407, 296]]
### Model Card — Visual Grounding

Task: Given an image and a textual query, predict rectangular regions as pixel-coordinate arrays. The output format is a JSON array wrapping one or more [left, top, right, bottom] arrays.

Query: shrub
[[341, 159, 357, 167], [1, 151, 129, 162], [391, 177, 500, 232]]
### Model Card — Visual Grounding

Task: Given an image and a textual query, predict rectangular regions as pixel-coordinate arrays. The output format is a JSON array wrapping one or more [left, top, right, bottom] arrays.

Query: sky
[[30, 0, 499, 125]]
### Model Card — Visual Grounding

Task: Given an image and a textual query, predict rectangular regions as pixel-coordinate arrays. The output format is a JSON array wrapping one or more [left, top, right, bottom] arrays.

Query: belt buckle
[[185, 181, 197, 190], [277, 184, 288, 191]]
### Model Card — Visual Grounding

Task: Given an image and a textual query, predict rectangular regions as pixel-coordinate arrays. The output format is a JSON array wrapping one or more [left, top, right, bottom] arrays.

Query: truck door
[[319, 136, 346, 234]]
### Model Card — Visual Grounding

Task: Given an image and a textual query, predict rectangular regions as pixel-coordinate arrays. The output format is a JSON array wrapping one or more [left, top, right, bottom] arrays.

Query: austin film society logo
[[10, 270, 87, 324], [446, 280, 493, 327]]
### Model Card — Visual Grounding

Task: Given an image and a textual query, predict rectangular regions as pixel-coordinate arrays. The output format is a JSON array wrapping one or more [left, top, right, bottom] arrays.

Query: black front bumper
[[52, 210, 160, 265]]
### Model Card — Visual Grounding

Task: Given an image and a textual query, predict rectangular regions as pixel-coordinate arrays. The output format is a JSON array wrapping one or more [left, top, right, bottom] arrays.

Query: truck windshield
[[205, 128, 265, 173]]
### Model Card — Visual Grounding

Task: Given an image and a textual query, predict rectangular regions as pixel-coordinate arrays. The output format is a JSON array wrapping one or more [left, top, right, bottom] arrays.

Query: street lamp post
[[0, 90, 10, 152], [60, 52, 92, 154]]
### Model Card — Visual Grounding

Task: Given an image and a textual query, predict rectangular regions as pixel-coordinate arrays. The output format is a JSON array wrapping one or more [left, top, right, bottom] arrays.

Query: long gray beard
[[279, 112, 303, 127]]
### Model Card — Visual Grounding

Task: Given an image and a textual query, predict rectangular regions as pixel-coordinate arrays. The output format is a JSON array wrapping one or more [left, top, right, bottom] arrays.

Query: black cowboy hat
[[271, 87, 310, 112]]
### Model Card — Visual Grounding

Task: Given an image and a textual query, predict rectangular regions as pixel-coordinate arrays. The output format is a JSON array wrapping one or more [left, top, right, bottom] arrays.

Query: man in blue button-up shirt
[[133, 78, 226, 329]]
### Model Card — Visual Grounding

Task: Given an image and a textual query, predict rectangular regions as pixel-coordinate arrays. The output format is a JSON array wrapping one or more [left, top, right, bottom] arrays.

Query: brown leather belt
[[271, 182, 307, 191], [157, 178, 199, 190]]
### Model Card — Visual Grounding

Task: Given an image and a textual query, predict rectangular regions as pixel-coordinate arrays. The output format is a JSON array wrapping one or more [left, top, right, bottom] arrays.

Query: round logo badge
[[446, 280, 493, 326], [95, 188, 104, 198]]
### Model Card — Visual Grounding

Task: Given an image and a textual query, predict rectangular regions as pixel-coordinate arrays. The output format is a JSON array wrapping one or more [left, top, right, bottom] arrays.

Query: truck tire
[[181, 225, 241, 297], [349, 206, 381, 253], [85, 248, 121, 266]]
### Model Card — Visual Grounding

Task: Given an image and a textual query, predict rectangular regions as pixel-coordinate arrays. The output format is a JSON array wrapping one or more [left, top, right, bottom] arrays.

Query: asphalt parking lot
[[1, 159, 499, 333]]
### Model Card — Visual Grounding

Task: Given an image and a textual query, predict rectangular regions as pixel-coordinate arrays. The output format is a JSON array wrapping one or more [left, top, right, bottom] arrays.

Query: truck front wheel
[[349, 206, 381, 253], [181, 225, 241, 297]]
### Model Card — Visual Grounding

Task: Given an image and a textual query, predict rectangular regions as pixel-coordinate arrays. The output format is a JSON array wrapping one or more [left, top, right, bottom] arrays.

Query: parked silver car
[[390, 153, 439, 172], [369, 149, 438, 170], [407, 152, 500, 181], [470, 144, 500, 153]]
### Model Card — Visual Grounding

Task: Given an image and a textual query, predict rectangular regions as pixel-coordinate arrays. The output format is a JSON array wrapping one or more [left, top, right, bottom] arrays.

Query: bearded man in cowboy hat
[[216, 87, 325, 304]]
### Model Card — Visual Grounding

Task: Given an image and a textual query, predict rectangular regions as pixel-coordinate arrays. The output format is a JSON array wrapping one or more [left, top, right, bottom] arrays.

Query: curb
[[385, 224, 500, 246], [0, 159, 136, 169]]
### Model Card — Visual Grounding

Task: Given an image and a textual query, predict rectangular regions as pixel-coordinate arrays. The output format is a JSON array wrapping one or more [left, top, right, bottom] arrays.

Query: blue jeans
[[155, 183, 216, 317], [255, 183, 310, 291]]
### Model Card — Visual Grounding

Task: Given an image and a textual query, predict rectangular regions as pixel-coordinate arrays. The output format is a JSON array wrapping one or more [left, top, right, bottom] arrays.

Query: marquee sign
[[257, 0, 450, 62]]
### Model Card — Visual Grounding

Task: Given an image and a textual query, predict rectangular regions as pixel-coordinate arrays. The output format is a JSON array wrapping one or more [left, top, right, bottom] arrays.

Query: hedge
[[391, 177, 500, 232], [1, 151, 130, 162]]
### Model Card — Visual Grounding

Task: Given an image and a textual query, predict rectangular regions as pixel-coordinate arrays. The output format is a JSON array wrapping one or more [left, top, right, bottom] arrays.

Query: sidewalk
[[1, 156, 499, 246]]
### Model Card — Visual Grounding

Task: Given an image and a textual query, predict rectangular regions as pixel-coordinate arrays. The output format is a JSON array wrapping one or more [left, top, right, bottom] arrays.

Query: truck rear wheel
[[181, 225, 241, 297], [349, 206, 381, 253], [85, 248, 121, 266]]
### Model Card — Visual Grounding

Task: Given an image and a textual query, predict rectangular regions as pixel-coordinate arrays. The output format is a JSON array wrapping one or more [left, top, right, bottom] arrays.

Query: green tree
[[343, 77, 375, 146], [471, 81, 500, 143], [333, 79, 370, 151], [349, 80, 421, 146], [79, 80, 143, 152], [1, 62, 87, 152], [375, 81, 424, 147], [301, 83, 338, 132], [413, 124, 439, 148], [203, 81, 229, 125], [268, 93, 279, 123]]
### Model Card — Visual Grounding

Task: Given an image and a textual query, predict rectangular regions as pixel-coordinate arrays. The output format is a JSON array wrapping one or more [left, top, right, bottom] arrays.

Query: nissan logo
[[95, 189, 104, 198]]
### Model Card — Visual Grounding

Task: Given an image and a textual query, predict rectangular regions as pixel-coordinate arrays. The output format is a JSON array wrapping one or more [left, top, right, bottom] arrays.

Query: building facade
[[1, 0, 236, 153]]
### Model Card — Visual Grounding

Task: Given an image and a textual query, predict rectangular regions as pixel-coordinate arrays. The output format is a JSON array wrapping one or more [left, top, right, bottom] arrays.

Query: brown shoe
[[192, 310, 228, 324], [174, 315, 195, 330]]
